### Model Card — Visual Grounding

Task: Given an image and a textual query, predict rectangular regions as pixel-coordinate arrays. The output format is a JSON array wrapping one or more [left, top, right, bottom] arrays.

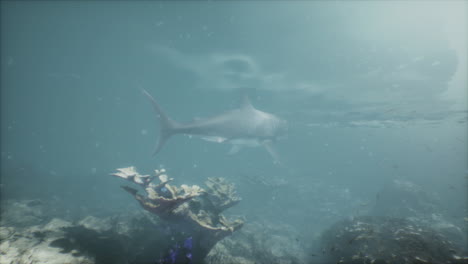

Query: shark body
[[142, 89, 287, 164]]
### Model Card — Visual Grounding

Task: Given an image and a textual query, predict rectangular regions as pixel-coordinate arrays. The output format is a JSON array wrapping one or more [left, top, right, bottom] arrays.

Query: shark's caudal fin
[[142, 89, 180, 156]]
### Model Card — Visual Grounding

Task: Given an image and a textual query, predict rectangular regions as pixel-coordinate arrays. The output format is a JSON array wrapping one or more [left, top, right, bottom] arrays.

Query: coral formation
[[111, 166, 244, 262], [112, 167, 204, 217]]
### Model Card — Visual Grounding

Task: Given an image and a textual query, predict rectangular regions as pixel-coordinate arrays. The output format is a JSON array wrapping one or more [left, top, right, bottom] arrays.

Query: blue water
[[1, 0, 467, 257]]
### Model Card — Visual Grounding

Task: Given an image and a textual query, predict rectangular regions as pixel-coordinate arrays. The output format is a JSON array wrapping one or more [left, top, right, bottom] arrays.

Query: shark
[[142, 89, 288, 165]]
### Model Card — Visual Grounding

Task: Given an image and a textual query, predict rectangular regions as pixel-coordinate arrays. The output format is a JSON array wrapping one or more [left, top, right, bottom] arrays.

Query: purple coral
[[183, 237, 192, 250], [157, 237, 193, 264]]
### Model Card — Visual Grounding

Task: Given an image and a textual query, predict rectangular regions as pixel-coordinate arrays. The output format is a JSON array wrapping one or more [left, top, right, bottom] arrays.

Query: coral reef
[[0, 199, 194, 264], [319, 216, 468, 264], [0, 198, 310, 264], [206, 221, 308, 264], [111, 166, 244, 262]]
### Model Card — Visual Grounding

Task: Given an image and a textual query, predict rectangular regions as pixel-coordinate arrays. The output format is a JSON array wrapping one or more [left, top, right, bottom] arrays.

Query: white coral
[[181, 184, 204, 197], [111, 167, 152, 187]]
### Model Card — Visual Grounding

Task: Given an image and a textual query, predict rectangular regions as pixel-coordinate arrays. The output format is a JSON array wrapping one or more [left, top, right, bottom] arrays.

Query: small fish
[[424, 144, 433, 152]]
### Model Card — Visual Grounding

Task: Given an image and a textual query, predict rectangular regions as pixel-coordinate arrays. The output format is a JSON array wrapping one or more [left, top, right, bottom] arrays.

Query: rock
[[78, 216, 113, 233], [0, 226, 15, 241], [206, 221, 307, 264], [371, 179, 441, 219], [0, 201, 167, 264], [0, 200, 47, 228], [319, 216, 467, 264], [13, 242, 94, 264], [43, 218, 74, 231], [370, 180, 467, 251], [0, 218, 94, 264]]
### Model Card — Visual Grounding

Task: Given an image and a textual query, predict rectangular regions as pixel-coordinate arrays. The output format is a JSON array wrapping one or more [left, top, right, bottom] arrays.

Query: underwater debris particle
[[414, 256, 429, 263], [7, 56, 14, 66]]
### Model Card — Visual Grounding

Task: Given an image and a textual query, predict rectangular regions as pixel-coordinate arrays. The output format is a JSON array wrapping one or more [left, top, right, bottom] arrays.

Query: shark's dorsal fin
[[241, 94, 254, 110]]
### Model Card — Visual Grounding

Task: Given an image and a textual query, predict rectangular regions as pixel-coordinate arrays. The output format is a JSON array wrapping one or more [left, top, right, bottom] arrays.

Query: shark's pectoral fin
[[227, 145, 242, 155], [262, 140, 283, 166]]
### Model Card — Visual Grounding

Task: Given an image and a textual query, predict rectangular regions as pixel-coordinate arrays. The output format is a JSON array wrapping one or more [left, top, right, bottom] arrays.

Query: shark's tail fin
[[142, 89, 181, 156]]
